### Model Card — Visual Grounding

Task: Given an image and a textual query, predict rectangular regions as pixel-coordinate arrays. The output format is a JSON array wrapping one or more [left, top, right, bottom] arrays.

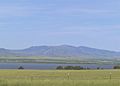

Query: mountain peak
[[0, 45, 119, 59]]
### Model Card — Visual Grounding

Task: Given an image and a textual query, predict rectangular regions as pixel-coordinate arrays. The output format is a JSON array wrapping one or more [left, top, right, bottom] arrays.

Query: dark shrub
[[113, 65, 120, 69], [56, 66, 84, 70], [97, 67, 100, 69], [18, 66, 24, 69], [73, 66, 83, 70], [56, 66, 63, 70], [64, 66, 74, 70]]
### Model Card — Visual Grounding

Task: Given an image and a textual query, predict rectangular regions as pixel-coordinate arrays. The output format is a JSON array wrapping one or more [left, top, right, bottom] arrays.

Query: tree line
[[56, 65, 120, 70], [56, 66, 88, 70], [17, 65, 120, 70]]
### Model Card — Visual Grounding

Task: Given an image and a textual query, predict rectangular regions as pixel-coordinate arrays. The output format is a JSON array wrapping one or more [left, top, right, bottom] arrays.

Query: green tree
[[56, 66, 63, 70]]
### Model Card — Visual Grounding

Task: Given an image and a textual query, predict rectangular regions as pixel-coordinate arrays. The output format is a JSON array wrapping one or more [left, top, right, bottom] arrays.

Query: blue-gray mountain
[[0, 45, 120, 59]]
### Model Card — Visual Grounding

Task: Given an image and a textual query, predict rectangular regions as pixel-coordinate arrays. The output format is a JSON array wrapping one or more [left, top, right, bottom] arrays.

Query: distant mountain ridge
[[0, 45, 120, 59]]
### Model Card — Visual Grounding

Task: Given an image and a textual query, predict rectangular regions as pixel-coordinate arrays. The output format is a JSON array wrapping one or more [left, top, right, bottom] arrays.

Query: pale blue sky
[[0, 0, 120, 51]]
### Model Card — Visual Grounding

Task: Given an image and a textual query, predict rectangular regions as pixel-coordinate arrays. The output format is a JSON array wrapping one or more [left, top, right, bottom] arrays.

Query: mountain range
[[0, 45, 120, 59]]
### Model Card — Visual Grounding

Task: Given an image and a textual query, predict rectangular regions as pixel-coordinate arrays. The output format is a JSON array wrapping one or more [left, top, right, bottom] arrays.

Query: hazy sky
[[0, 0, 120, 51]]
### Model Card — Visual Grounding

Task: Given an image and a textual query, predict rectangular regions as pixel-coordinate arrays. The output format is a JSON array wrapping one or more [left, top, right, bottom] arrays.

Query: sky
[[0, 0, 120, 51]]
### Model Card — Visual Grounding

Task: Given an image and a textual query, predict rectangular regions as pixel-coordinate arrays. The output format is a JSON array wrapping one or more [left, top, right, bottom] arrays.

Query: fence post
[[109, 72, 112, 80], [67, 73, 70, 80]]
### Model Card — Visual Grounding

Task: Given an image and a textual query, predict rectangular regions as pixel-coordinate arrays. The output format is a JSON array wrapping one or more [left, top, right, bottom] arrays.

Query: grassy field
[[0, 70, 119, 86]]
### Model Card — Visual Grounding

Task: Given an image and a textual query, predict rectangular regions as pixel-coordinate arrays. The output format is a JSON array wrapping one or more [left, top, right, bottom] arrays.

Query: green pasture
[[0, 56, 116, 64], [0, 70, 120, 86]]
